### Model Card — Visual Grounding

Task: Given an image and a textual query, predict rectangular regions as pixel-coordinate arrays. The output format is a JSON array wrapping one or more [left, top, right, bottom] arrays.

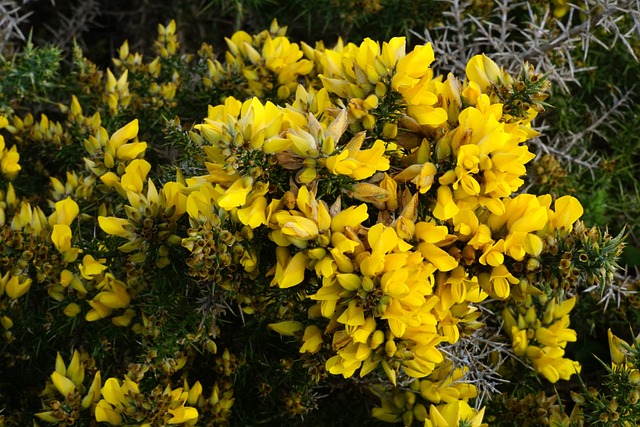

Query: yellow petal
[[608, 329, 629, 365], [55, 352, 66, 376], [217, 178, 253, 210], [167, 406, 199, 424], [418, 242, 458, 271], [109, 119, 138, 150], [116, 141, 147, 161], [98, 216, 131, 238], [51, 224, 73, 253], [79, 254, 108, 279], [95, 400, 123, 425], [102, 378, 125, 406], [268, 320, 303, 336], [50, 197, 80, 226], [553, 195, 583, 230], [64, 303, 81, 317], [51, 371, 76, 397], [81, 370, 102, 408], [300, 325, 323, 353], [67, 351, 85, 386], [279, 251, 308, 288]]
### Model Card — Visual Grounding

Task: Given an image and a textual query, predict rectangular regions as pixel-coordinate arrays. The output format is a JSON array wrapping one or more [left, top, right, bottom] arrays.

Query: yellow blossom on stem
[[119, 159, 151, 194], [49, 197, 80, 226], [552, 195, 584, 231], [0, 121, 21, 178], [425, 400, 486, 427], [1, 273, 32, 300], [608, 329, 631, 366], [465, 54, 503, 92], [217, 177, 254, 210], [78, 254, 108, 280], [268, 320, 304, 336], [300, 325, 323, 353], [51, 223, 73, 252], [98, 216, 133, 238], [269, 247, 308, 288]]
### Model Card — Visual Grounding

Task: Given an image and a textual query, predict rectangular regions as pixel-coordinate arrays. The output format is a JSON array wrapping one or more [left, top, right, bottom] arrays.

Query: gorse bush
[[0, 8, 636, 427]]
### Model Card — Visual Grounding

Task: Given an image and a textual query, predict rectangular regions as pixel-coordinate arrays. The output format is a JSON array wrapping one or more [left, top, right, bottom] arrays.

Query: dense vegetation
[[1, 1, 639, 426]]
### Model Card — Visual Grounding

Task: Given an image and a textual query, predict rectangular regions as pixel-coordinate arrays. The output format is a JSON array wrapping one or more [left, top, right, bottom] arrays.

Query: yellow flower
[[433, 186, 459, 221], [64, 303, 82, 317], [330, 204, 369, 233], [309, 279, 343, 318], [465, 54, 502, 92], [78, 254, 108, 279], [186, 381, 203, 406], [0, 141, 21, 179], [162, 181, 188, 220], [1, 273, 31, 300], [107, 119, 137, 153], [407, 104, 448, 126], [415, 221, 458, 271], [51, 223, 73, 252], [325, 353, 361, 378], [394, 42, 434, 83], [217, 177, 254, 210], [237, 195, 267, 228], [82, 371, 102, 408], [268, 320, 304, 336], [112, 308, 136, 327], [49, 197, 79, 226], [300, 325, 323, 353], [86, 276, 131, 321], [535, 315, 577, 348], [425, 401, 486, 427], [478, 239, 505, 267], [528, 346, 581, 383], [51, 371, 76, 397], [116, 140, 147, 161], [488, 264, 519, 299], [608, 329, 631, 366], [270, 247, 308, 288], [337, 300, 366, 327], [120, 159, 151, 194], [552, 195, 583, 231], [185, 183, 220, 222], [66, 350, 85, 385], [95, 400, 123, 425], [167, 405, 199, 424], [240, 250, 258, 273], [325, 137, 390, 181], [511, 328, 529, 356], [273, 212, 320, 242], [94, 280, 130, 309], [98, 216, 133, 238]]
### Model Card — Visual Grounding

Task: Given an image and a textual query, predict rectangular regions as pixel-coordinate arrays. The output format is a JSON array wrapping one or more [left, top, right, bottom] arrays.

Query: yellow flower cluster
[[36, 351, 102, 424], [218, 20, 314, 99], [0, 116, 21, 179], [371, 361, 482, 425], [175, 30, 584, 423], [95, 377, 199, 426], [503, 295, 581, 383], [33, 347, 236, 426]]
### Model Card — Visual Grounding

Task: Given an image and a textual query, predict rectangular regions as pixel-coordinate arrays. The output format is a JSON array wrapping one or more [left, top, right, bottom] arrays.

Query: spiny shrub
[[0, 18, 631, 427]]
